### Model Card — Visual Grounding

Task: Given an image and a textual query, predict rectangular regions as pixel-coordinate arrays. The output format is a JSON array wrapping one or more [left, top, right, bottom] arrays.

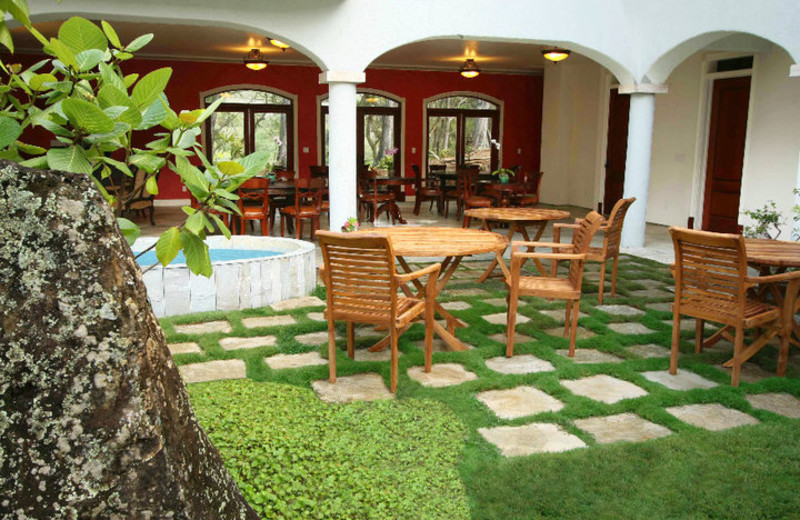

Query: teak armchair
[[552, 197, 636, 303], [280, 177, 324, 240], [236, 177, 270, 235], [317, 231, 440, 393], [506, 211, 604, 357], [411, 164, 443, 215], [669, 227, 800, 386]]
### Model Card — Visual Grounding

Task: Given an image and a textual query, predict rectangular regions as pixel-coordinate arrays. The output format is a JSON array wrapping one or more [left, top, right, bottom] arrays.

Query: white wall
[[540, 55, 605, 208]]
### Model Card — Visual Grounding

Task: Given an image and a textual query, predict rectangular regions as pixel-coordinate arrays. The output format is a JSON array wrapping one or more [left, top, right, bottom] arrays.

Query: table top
[[745, 238, 800, 268], [463, 207, 571, 222], [356, 226, 507, 257]]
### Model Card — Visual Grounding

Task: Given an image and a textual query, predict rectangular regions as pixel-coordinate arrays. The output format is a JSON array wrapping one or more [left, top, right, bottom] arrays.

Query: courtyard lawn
[[163, 255, 800, 519]]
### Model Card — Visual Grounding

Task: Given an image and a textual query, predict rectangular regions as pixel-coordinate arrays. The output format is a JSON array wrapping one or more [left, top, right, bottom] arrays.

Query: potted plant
[[491, 167, 515, 184], [341, 217, 360, 232]]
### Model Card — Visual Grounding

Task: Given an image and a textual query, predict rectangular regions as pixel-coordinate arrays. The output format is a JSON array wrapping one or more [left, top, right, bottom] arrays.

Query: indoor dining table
[[356, 226, 507, 351]]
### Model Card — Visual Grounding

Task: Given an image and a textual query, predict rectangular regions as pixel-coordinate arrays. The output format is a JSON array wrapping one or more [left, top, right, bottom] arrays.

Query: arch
[[198, 84, 299, 172]]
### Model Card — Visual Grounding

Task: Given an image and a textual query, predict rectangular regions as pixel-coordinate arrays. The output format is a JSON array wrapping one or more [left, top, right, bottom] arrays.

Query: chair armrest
[[512, 251, 586, 261], [511, 241, 574, 251], [746, 269, 800, 285], [553, 223, 580, 232], [395, 262, 441, 284]]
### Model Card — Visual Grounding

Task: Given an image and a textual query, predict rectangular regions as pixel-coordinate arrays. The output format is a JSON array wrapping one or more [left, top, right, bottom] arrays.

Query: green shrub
[[189, 380, 470, 519]]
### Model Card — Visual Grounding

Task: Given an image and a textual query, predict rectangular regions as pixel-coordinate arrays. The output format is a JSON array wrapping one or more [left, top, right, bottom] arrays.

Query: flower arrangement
[[341, 217, 360, 233]]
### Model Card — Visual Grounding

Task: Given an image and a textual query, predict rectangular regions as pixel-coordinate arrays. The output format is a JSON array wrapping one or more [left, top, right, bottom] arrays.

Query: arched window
[[204, 89, 294, 171], [427, 95, 499, 173], [321, 92, 402, 176]]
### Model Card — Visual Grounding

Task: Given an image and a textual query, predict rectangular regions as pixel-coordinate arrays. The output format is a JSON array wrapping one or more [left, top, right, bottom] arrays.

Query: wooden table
[[376, 177, 416, 224], [357, 226, 507, 351], [463, 207, 571, 282], [479, 181, 519, 207]]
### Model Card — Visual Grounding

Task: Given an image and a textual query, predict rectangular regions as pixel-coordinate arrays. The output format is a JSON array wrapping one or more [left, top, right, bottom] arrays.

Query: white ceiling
[[12, 20, 548, 74]]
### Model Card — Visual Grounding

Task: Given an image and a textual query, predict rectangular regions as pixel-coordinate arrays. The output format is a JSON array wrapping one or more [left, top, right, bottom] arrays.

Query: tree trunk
[[0, 161, 259, 520]]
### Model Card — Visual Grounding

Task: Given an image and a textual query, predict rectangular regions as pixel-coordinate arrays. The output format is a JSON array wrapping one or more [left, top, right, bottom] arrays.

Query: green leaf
[[29, 73, 58, 91], [123, 73, 139, 89], [62, 98, 115, 134], [0, 116, 22, 150], [124, 33, 153, 53], [101, 20, 122, 49], [196, 96, 223, 124], [208, 212, 232, 239], [137, 95, 167, 130], [98, 61, 126, 91], [48, 38, 79, 70], [156, 227, 181, 266], [58, 17, 107, 53], [0, 0, 31, 28], [145, 174, 159, 195], [100, 156, 132, 177], [97, 84, 141, 127], [86, 121, 131, 143], [218, 161, 245, 176], [184, 210, 205, 234], [47, 146, 92, 174], [172, 126, 201, 149], [130, 67, 171, 110], [212, 188, 239, 201], [174, 155, 210, 200], [75, 49, 105, 71], [239, 150, 271, 176], [16, 141, 46, 155], [31, 112, 71, 138], [129, 153, 165, 174], [0, 21, 14, 53], [19, 156, 48, 169], [180, 230, 212, 277], [117, 217, 140, 245]]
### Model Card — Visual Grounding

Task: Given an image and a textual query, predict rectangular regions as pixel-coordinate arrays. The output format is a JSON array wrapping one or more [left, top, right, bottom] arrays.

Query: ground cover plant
[[165, 255, 800, 519]]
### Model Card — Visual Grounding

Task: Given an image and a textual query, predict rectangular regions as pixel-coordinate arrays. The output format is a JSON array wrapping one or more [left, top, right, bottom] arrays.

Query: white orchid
[[490, 139, 501, 150]]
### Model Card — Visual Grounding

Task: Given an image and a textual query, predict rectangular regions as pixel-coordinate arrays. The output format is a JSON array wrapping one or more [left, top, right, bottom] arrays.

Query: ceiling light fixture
[[244, 48, 268, 70], [541, 48, 571, 63], [459, 58, 480, 78], [269, 39, 290, 51]]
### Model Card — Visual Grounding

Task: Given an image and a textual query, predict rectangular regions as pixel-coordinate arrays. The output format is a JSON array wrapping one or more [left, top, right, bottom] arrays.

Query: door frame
[[690, 52, 757, 229]]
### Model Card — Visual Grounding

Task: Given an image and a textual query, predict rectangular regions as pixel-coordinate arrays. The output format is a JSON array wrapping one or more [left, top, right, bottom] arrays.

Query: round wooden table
[[463, 207, 571, 281], [357, 226, 507, 351]]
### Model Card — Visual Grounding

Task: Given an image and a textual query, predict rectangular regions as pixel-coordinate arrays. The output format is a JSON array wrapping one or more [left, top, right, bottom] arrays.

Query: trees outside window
[[205, 89, 294, 171], [321, 93, 401, 176], [427, 96, 499, 173]]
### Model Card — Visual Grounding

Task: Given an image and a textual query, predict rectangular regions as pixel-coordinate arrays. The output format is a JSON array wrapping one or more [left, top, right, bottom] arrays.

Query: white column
[[319, 70, 365, 231], [620, 92, 656, 248]]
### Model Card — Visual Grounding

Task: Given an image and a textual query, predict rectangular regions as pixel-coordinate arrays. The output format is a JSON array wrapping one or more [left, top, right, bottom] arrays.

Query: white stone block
[[239, 262, 251, 309], [215, 263, 240, 310], [249, 261, 262, 308], [189, 270, 216, 313], [163, 268, 191, 316], [141, 267, 165, 317]]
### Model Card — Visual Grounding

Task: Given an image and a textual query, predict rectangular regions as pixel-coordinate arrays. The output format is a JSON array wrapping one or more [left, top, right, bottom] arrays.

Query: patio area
[[156, 221, 800, 518]]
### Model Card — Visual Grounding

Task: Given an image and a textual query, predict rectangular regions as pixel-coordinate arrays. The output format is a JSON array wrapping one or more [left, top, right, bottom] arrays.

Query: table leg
[[476, 220, 548, 282]]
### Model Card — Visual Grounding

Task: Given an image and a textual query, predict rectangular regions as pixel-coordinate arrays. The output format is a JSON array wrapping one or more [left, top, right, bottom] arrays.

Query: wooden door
[[603, 88, 630, 215], [702, 76, 751, 233]]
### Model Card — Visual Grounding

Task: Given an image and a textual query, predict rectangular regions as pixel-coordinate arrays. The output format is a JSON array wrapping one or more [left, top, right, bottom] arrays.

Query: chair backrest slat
[[603, 197, 636, 256], [569, 211, 605, 285]]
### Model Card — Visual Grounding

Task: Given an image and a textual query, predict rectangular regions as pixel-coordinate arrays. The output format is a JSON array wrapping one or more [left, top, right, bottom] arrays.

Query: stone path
[[166, 257, 800, 458]]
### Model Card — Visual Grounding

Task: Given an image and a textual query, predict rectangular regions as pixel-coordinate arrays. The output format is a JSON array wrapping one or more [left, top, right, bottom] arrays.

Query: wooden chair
[[280, 177, 324, 240], [411, 164, 442, 215], [506, 211, 604, 357], [236, 177, 270, 235], [309, 165, 330, 217], [460, 169, 494, 228], [511, 171, 544, 207], [308, 165, 329, 178], [122, 169, 159, 225], [317, 231, 440, 392], [669, 227, 800, 386], [551, 197, 636, 303], [358, 168, 396, 224], [268, 169, 296, 231]]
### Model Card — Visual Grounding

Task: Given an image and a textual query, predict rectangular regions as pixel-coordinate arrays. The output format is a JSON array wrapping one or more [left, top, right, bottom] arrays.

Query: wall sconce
[[269, 39, 290, 51]]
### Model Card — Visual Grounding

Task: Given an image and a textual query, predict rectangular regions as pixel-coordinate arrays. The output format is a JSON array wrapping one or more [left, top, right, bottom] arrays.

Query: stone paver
[[407, 363, 478, 387], [445, 288, 488, 297], [168, 342, 201, 355], [488, 332, 536, 345], [307, 312, 326, 321], [266, 351, 328, 370], [271, 296, 325, 311], [312, 373, 394, 403], [179, 359, 246, 383], [353, 348, 400, 362], [242, 315, 297, 329], [562, 374, 648, 404], [296, 331, 330, 346], [665, 403, 758, 431], [219, 335, 277, 351], [746, 393, 800, 418], [574, 413, 672, 444], [440, 301, 472, 311], [478, 423, 586, 456], [485, 313, 531, 326], [538, 309, 588, 323], [174, 320, 232, 335], [477, 386, 564, 419], [544, 327, 596, 339], [555, 349, 624, 364], [485, 354, 555, 374], [414, 338, 474, 352], [608, 322, 655, 335], [638, 279, 670, 290], [484, 298, 509, 307], [715, 363, 775, 384], [662, 319, 705, 332], [641, 369, 718, 390], [627, 343, 670, 358], [647, 302, 673, 312], [596, 305, 645, 317], [628, 289, 673, 299]]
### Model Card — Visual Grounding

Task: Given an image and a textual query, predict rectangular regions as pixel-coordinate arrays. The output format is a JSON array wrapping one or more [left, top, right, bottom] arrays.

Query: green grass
[[163, 254, 800, 519]]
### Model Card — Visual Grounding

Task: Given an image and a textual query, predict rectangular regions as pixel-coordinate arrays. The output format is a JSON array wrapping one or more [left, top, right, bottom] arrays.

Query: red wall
[[10, 55, 543, 200]]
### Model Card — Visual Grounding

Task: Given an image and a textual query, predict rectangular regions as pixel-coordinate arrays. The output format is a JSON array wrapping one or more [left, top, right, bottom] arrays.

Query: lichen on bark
[[0, 161, 259, 519]]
